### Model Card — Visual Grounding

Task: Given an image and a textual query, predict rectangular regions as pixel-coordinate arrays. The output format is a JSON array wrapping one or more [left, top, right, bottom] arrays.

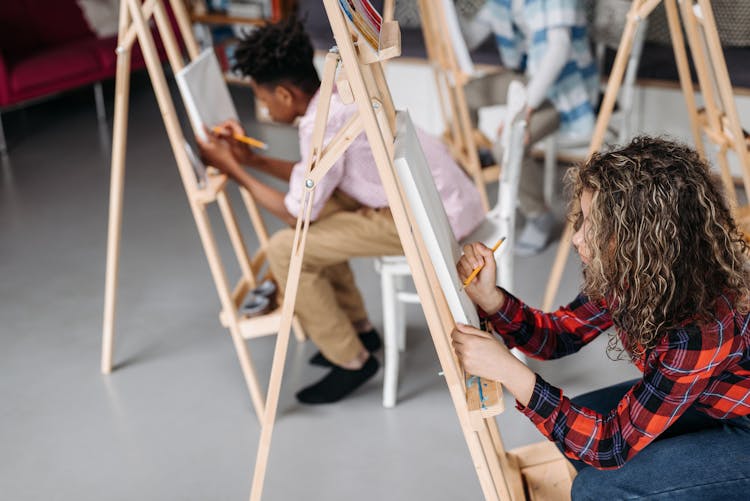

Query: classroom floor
[[0, 74, 639, 501]]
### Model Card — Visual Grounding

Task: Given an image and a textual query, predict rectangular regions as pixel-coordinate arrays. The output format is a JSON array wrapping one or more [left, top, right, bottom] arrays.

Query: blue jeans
[[565, 380, 750, 500]]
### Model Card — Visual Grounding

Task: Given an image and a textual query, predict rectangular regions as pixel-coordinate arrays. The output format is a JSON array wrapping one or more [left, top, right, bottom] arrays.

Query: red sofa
[[0, 0, 177, 152]]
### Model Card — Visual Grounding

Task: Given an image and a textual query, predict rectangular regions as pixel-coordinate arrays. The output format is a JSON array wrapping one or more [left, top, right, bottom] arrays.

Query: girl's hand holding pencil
[[457, 237, 507, 315]]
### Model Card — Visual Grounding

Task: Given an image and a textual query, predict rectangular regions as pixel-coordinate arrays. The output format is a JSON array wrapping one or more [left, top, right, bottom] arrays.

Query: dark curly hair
[[233, 16, 320, 95], [566, 136, 750, 360]]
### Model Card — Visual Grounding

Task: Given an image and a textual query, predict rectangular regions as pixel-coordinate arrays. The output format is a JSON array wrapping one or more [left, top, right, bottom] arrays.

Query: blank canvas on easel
[[393, 111, 481, 328], [175, 49, 239, 141]]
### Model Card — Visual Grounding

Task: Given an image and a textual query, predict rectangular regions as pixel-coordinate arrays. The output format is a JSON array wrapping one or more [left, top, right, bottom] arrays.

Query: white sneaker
[[515, 211, 555, 257]]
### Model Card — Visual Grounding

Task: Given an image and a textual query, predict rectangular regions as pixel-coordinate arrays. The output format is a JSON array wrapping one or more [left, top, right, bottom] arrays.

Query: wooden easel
[[544, 0, 750, 310], [413, 0, 501, 212], [247, 1, 573, 500], [99, 0, 306, 421]]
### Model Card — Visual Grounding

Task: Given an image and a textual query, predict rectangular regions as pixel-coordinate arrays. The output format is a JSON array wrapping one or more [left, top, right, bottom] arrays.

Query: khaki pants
[[266, 191, 402, 366], [463, 71, 560, 216]]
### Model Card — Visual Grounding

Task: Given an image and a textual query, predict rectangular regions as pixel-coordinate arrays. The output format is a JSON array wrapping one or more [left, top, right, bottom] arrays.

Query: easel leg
[[249, 198, 315, 501], [672, 0, 750, 207], [542, 223, 573, 311], [291, 317, 307, 343], [101, 0, 133, 374], [94, 81, 106, 122], [485, 418, 525, 500], [544, 3, 645, 310], [216, 191, 256, 286], [474, 424, 514, 501], [694, 0, 750, 202], [665, 0, 705, 156], [192, 202, 266, 417]]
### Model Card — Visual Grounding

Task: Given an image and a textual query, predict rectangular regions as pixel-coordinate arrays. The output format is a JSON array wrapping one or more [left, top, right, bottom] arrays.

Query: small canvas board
[[393, 111, 480, 328], [175, 49, 240, 141]]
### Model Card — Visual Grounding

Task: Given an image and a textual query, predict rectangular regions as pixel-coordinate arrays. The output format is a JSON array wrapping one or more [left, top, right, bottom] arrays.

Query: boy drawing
[[197, 18, 484, 404]]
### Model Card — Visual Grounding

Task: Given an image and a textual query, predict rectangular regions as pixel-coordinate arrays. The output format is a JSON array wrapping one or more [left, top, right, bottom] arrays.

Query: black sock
[[308, 329, 382, 367], [296, 356, 379, 404]]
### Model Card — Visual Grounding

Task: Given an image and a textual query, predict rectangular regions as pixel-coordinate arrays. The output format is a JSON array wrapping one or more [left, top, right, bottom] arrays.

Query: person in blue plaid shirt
[[461, 0, 599, 255]]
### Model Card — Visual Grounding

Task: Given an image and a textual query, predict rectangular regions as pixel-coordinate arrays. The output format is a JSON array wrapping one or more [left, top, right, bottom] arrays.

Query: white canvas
[[393, 111, 480, 328], [175, 50, 240, 141]]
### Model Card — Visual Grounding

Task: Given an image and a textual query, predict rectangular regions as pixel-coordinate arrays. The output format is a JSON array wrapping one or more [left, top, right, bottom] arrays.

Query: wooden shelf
[[186, 0, 298, 28], [194, 171, 229, 204], [356, 20, 402, 65], [187, 1, 299, 86], [189, 12, 267, 26]]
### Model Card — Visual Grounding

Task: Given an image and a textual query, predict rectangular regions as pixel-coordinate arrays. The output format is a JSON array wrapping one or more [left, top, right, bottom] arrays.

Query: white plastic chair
[[375, 82, 529, 408]]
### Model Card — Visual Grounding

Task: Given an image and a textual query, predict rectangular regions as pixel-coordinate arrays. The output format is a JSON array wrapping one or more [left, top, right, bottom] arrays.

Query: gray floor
[[0, 75, 639, 501]]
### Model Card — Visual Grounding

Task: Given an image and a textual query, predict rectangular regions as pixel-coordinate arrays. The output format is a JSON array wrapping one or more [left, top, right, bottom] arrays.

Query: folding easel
[[544, 0, 750, 310], [413, 0, 501, 212], [99, 0, 306, 420], [248, 1, 573, 500]]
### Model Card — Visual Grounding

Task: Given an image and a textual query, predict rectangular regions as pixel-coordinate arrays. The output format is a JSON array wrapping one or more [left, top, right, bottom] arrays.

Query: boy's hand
[[215, 118, 246, 138], [213, 119, 262, 167], [196, 129, 240, 179], [457, 242, 505, 314]]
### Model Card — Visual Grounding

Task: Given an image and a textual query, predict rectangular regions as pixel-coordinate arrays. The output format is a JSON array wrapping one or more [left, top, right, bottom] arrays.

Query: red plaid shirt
[[481, 291, 750, 469]]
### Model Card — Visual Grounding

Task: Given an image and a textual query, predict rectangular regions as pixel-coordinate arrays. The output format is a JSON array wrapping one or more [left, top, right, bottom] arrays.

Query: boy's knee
[[267, 228, 295, 269]]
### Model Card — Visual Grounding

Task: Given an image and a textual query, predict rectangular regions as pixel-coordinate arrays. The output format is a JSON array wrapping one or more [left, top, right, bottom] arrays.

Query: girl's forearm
[[501, 358, 536, 407]]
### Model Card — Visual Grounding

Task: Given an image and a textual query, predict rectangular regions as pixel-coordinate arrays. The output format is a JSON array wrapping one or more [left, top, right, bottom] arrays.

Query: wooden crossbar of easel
[[100, 0, 306, 420], [543, 0, 750, 310], [247, 1, 573, 500]]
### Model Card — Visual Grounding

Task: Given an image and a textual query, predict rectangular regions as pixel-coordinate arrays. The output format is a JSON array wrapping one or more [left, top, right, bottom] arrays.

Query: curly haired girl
[[454, 136, 750, 499]]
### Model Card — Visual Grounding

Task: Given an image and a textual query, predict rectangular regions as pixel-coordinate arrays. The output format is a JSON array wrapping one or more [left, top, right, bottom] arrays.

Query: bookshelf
[[186, 0, 298, 76], [186, 0, 297, 24], [184, 1, 298, 120]]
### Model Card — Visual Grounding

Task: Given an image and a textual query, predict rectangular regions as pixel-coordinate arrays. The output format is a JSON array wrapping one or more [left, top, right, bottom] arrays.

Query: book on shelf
[[227, 1, 265, 19], [338, 0, 383, 53], [195, 0, 296, 23]]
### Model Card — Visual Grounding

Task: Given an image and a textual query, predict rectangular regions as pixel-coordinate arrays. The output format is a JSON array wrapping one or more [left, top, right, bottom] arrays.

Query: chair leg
[[395, 274, 407, 352], [0, 112, 7, 154], [381, 266, 400, 408], [94, 82, 106, 122]]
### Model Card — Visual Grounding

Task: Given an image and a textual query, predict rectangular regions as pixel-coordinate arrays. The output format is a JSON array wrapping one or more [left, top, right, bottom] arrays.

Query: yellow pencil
[[212, 126, 268, 150], [461, 236, 507, 289]]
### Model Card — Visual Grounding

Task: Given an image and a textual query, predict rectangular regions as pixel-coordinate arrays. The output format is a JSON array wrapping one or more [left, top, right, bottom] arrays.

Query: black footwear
[[296, 356, 379, 404], [308, 329, 382, 367]]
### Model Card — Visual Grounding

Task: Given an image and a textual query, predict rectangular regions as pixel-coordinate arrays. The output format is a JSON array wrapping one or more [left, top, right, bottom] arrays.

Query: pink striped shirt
[[284, 89, 484, 240]]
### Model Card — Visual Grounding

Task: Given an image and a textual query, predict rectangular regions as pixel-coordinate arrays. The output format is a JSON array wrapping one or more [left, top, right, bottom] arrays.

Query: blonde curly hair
[[566, 136, 750, 360]]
